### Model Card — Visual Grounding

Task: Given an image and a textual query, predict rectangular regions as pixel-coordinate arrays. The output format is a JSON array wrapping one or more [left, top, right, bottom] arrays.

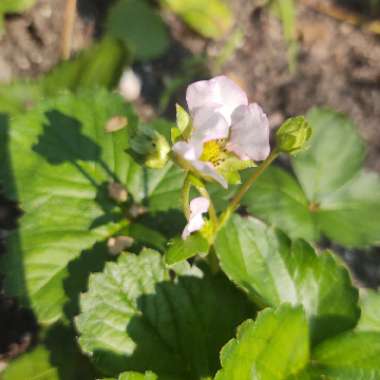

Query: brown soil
[[221, 0, 380, 171]]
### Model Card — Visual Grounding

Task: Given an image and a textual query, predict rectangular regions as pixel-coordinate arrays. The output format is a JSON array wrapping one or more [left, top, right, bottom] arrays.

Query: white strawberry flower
[[173, 76, 270, 188]]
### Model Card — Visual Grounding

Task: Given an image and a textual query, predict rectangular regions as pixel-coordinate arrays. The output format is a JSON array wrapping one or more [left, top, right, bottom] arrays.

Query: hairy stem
[[181, 173, 191, 220], [219, 150, 279, 229]]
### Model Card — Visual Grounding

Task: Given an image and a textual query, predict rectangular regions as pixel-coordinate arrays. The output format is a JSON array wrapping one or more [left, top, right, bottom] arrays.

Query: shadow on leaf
[[87, 267, 254, 379]]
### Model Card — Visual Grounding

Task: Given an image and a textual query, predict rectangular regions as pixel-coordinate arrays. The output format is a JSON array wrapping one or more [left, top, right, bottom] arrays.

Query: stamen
[[200, 139, 227, 167]]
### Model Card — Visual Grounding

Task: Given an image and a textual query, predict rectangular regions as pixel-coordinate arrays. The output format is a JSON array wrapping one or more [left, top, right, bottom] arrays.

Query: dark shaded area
[[134, 41, 209, 118], [45, 323, 97, 379], [0, 114, 35, 360], [0, 295, 38, 361], [136, 209, 185, 239], [331, 244, 380, 288], [63, 242, 111, 322], [335, 0, 380, 16], [33, 110, 101, 163]]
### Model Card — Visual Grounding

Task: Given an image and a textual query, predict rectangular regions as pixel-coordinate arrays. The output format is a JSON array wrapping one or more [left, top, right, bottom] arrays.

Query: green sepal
[[165, 233, 209, 265], [217, 154, 255, 185], [171, 104, 191, 143]]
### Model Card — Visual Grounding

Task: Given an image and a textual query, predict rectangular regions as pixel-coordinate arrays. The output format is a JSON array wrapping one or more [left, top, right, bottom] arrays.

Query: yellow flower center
[[200, 139, 226, 167]]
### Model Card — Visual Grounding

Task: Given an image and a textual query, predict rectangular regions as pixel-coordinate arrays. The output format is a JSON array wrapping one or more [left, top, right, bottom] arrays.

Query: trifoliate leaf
[[242, 166, 318, 241], [215, 305, 309, 380], [215, 215, 360, 344], [76, 249, 252, 378], [242, 108, 380, 248], [292, 108, 366, 202], [0, 89, 183, 323]]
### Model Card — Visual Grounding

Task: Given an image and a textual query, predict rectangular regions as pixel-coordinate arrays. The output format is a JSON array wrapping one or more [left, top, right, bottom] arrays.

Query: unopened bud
[[130, 125, 170, 169], [128, 204, 147, 218], [108, 182, 128, 202], [105, 116, 128, 133], [118, 69, 142, 102], [107, 236, 134, 256], [276, 116, 312, 155]]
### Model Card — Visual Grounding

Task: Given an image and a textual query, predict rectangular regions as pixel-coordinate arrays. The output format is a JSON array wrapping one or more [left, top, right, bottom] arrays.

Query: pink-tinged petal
[[186, 76, 248, 123], [190, 196, 210, 215], [192, 160, 228, 189], [182, 197, 210, 239], [227, 103, 270, 161], [172, 140, 202, 161], [192, 106, 230, 143]]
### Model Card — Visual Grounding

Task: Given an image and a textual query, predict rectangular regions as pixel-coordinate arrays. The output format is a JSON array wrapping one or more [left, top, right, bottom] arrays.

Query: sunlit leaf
[[215, 305, 309, 380], [0, 89, 182, 323], [76, 249, 252, 378], [215, 214, 360, 344]]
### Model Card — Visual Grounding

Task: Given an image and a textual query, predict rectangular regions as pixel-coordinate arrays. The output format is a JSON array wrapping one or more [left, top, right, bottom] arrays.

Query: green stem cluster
[[181, 150, 279, 243]]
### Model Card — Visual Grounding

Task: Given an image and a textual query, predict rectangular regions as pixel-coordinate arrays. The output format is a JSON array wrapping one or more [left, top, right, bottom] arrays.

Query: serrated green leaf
[[242, 166, 318, 241], [356, 289, 380, 332], [310, 331, 380, 379], [106, 0, 169, 61], [1, 324, 95, 380], [160, 0, 233, 39], [292, 108, 366, 202], [215, 215, 360, 344], [0, 89, 183, 323], [165, 233, 209, 264], [215, 304, 309, 380], [76, 249, 252, 378]]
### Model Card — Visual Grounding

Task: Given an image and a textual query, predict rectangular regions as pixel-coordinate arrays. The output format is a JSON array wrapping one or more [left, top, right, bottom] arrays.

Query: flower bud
[[107, 236, 134, 256], [118, 69, 142, 102], [130, 125, 170, 169], [107, 182, 128, 203], [276, 116, 312, 155]]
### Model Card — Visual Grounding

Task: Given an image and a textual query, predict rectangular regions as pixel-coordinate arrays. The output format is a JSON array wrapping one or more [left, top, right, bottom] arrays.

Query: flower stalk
[[181, 173, 192, 220], [218, 149, 279, 231]]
